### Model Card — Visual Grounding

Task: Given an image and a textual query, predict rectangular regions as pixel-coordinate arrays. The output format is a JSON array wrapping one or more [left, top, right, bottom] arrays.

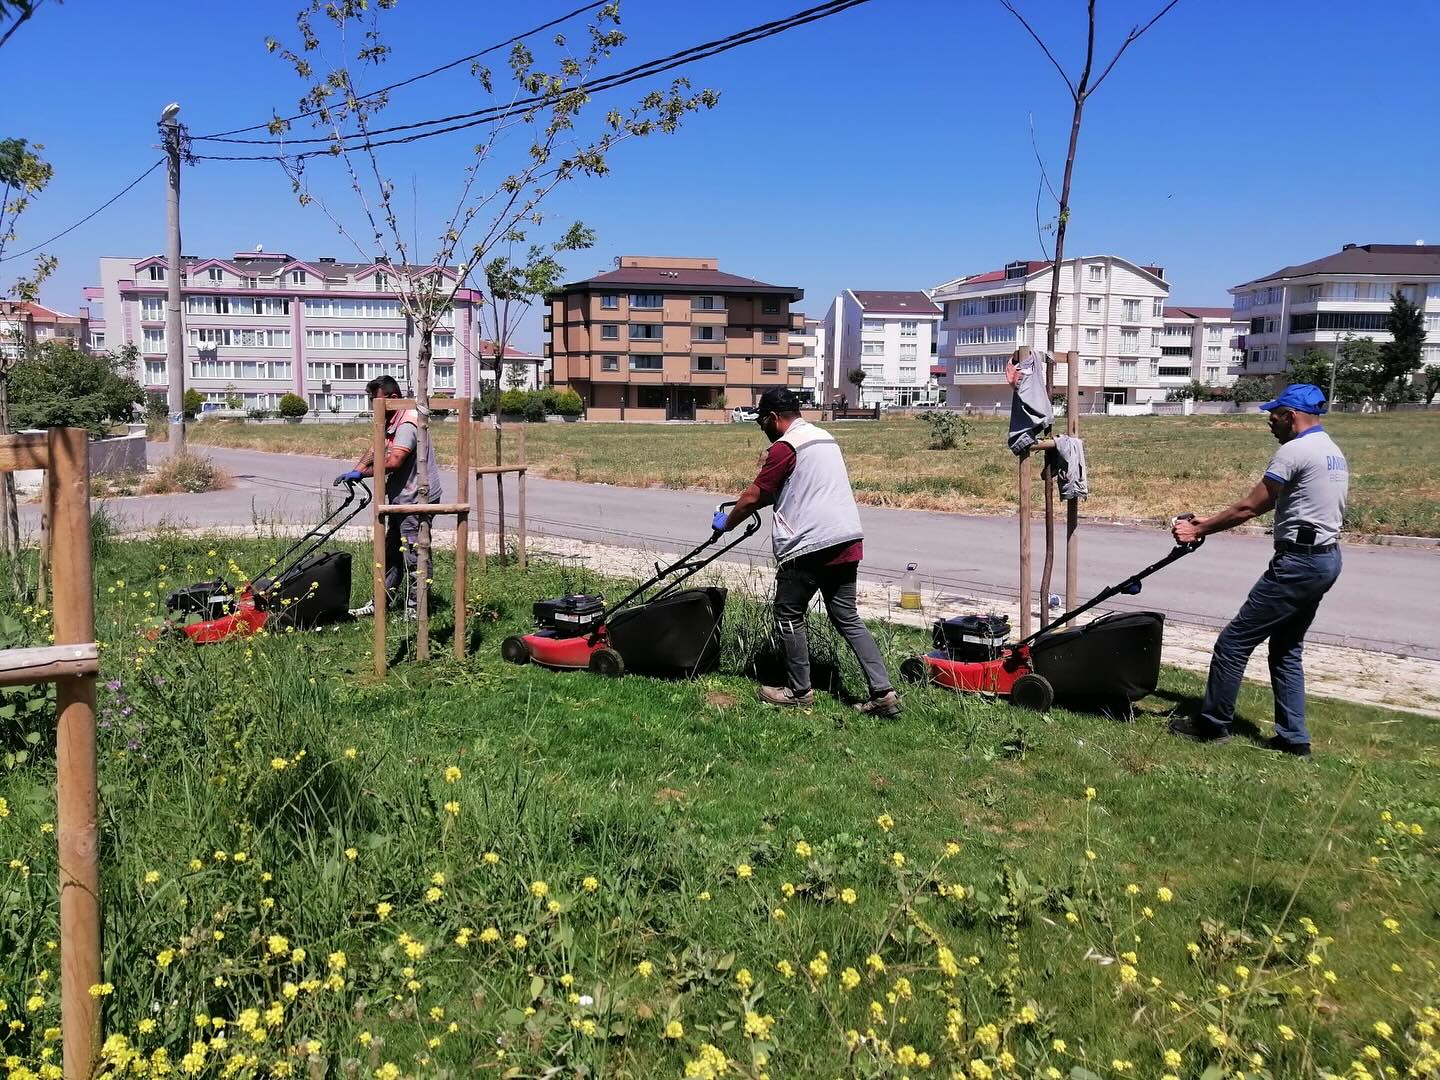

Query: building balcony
[[790, 313, 804, 331]]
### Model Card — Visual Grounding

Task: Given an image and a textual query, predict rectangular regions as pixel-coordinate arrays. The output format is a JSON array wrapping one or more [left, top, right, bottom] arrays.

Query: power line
[[195, 0, 611, 141], [192, 0, 872, 162], [0, 159, 163, 266]]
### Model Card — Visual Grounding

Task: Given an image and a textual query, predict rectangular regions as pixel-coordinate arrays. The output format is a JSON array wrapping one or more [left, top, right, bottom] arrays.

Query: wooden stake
[[454, 402, 471, 661], [476, 458, 487, 571], [371, 406, 388, 678], [46, 428, 100, 1080], [1018, 449, 1032, 640], [495, 423, 506, 566], [517, 425, 527, 570], [1065, 351, 1080, 611]]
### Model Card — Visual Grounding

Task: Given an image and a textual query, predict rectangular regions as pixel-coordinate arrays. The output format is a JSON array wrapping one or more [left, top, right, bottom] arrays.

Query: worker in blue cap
[[1168, 383, 1348, 758]]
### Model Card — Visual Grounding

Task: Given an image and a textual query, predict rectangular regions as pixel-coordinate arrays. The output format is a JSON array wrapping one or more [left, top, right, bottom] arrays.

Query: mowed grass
[[1, 533, 1437, 1078], [188, 410, 1440, 536]]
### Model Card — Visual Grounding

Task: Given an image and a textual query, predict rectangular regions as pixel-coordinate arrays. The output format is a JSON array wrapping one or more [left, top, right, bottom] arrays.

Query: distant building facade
[[822, 290, 942, 408], [1159, 306, 1246, 391]]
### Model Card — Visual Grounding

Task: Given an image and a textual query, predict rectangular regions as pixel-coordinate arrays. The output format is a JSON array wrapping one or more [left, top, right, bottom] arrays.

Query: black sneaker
[[1258, 735, 1312, 759], [1168, 715, 1232, 744]]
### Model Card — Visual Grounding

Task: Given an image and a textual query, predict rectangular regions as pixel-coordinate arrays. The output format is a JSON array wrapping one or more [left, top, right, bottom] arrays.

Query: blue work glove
[[334, 469, 364, 486], [712, 509, 730, 534]]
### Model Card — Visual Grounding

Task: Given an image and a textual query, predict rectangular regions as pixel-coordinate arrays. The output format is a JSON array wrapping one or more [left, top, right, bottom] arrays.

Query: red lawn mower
[[501, 503, 761, 678], [160, 479, 371, 643], [901, 519, 1203, 712]]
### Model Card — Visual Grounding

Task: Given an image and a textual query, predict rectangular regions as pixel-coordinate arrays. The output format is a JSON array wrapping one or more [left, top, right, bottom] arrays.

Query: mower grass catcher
[[161, 479, 371, 643], [902, 520, 1203, 712], [502, 503, 761, 679]]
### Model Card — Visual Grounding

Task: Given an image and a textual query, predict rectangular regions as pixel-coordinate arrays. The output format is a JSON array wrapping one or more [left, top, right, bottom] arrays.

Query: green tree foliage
[[7, 341, 142, 435], [0, 137, 55, 301], [498, 389, 528, 416], [553, 389, 584, 417], [1380, 292, 1425, 402], [920, 410, 967, 450], [1423, 364, 1440, 406], [847, 369, 867, 388], [182, 388, 203, 419], [1228, 376, 1272, 404], [1285, 347, 1332, 390], [1335, 336, 1385, 403], [278, 393, 309, 419]]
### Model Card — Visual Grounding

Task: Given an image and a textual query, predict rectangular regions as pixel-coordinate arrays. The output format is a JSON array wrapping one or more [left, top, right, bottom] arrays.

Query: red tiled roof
[[560, 265, 802, 299], [1164, 306, 1236, 320], [476, 340, 541, 361], [957, 270, 1006, 286], [851, 290, 940, 315], [1, 300, 73, 321]]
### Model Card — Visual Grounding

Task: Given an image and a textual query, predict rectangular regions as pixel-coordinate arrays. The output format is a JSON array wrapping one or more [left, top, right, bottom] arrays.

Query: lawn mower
[[501, 502, 761, 678], [161, 478, 371, 643], [900, 518, 1204, 712]]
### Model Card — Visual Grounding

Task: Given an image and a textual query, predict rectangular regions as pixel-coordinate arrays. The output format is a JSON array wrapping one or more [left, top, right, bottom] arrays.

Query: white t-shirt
[[1263, 427, 1348, 545]]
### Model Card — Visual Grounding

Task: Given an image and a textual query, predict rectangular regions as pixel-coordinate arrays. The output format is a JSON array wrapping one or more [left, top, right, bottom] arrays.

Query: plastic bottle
[[900, 563, 922, 610]]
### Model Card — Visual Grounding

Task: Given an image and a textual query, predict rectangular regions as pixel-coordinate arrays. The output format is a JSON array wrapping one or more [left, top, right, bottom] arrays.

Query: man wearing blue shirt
[[1168, 384, 1348, 758]]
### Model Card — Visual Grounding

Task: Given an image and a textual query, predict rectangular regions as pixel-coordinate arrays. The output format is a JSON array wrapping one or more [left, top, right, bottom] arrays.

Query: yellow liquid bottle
[[900, 562, 922, 610]]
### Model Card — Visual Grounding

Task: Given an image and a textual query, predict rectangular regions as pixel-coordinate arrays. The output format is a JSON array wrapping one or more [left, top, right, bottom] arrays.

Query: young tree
[[1335, 336, 1385, 405], [1380, 291, 1424, 403], [1423, 364, 1440, 406], [1228, 376, 1272, 404], [7, 341, 144, 436], [503, 362, 529, 391], [266, 1, 716, 660], [1286, 347, 1332, 390]]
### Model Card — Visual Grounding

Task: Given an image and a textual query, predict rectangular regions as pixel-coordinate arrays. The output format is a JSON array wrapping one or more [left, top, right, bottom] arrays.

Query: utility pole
[[160, 103, 186, 449]]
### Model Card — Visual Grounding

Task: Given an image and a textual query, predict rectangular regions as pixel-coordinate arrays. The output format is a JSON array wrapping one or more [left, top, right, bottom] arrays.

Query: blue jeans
[[1201, 549, 1341, 744]]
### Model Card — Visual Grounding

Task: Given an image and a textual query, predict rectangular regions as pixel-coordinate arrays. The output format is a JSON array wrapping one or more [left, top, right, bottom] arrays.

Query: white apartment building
[[929, 256, 1169, 408], [92, 251, 483, 415], [1230, 243, 1440, 380], [822, 290, 942, 407], [788, 316, 825, 403], [1159, 306, 1246, 391]]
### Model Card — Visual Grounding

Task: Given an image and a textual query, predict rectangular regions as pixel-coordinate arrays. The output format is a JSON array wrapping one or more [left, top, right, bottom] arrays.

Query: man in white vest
[[714, 388, 900, 716]]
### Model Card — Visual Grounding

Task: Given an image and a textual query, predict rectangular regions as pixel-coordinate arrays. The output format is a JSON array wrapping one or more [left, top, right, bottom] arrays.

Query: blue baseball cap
[[1259, 383, 1327, 415]]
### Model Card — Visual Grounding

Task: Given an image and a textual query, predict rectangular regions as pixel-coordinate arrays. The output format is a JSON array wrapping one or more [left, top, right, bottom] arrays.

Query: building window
[[958, 299, 982, 317], [185, 295, 232, 315], [1205, 346, 1221, 360], [984, 356, 1007, 375], [432, 363, 455, 388], [1119, 329, 1139, 353], [206, 267, 223, 283], [955, 359, 982, 374], [1158, 365, 1192, 378], [1085, 327, 1100, 344], [899, 343, 918, 359], [144, 359, 168, 383], [954, 327, 984, 345], [899, 366, 917, 382], [1152, 298, 1164, 317], [629, 323, 662, 340], [862, 319, 884, 332], [691, 295, 724, 311], [693, 356, 724, 372], [601, 294, 619, 309], [1424, 313, 1440, 332], [1122, 299, 1142, 322], [900, 320, 917, 337], [141, 297, 164, 320], [629, 355, 662, 371], [291, 270, 307, 285], [692, 325, 723, 342], [862, 341, 885, 356], [987, 293, 1022, 314], [1084, 357, 1099, 373], [761, 358, 779, 374], [601, 324, 620, 340], [147, 264, 165, 281], [762, 331, 779, 345], [1118, 360, 1138, 384], [1086, 297, 1102, 313], [1206, 366, 1220, 381], [986, 325, 1015, 344], [600, 354, 619, 371], [142, 328, 166, 353], [629, 293, 662, 309], [1151, 330, 1161, 347], [636, 386, 667, 409], [762, 297, 781, 314], [1088, 265, 1104, 283], [1427, 283, 1440, 300]]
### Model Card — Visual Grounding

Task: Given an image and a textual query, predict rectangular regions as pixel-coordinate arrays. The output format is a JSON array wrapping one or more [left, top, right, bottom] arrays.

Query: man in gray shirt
[[1168, 383, 1347, 758]]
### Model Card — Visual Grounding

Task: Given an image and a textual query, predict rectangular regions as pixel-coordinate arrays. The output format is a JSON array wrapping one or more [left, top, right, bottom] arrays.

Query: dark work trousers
[[1200, 548, 1342, 745], [773, 558, 893, 697], [383, 510, 420, 610]]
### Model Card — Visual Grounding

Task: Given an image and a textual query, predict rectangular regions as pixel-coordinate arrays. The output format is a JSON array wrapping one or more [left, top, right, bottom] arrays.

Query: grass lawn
[[186, 411, 1440, 536], [1, 531, 1437, 1079]]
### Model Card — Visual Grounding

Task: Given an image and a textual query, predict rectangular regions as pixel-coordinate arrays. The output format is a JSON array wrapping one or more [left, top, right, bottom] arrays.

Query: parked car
[[731, 406, 759, 423]]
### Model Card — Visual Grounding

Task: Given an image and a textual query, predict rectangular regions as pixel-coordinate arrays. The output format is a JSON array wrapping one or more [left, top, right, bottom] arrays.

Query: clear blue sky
[[4, 0, 1438, 351]]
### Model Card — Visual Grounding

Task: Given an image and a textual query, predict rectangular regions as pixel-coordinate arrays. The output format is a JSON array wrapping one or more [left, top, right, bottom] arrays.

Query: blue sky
[[4, 0, 1438, 350]]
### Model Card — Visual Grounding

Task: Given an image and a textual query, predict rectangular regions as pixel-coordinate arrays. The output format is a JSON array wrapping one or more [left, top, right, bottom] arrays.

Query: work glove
[[712, 509, 730, 534], [335, 469, 364, 486]]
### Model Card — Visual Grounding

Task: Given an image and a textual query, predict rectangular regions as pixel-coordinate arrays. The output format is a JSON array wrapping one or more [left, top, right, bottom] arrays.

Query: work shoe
[[1168, 715, 1231, 744], [758, 685, 815, 707], [348, 600, 375, 618], [855, 690, 902, 718], [1257, 735, 1312, 759]]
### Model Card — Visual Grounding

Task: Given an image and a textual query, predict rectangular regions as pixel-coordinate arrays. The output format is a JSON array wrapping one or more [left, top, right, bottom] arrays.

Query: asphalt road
[[21, 442, 1438, 659]]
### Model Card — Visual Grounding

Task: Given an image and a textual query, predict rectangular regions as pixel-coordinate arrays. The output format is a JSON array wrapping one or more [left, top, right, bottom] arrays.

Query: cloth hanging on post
[[1047, 434, 1088, 500], [1006, 348, 1053, 455]]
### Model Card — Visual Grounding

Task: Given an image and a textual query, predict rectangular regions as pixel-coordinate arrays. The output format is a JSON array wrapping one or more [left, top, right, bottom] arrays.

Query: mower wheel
[[500, 635, 531, 665], [899, 656, 932, 685], [588, 647, 625, 679], [1010, 673, 1054, 712]]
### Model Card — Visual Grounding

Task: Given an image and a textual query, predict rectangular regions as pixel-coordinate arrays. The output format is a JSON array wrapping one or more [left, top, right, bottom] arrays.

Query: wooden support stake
[[517, 425, 527, 570], [0, 431, 48, 471], [476, 456, 487, 571], [46, 428, 100, 1080], [1065, 350, 1080, 611], [454, 403, 471, 661], [377, 502, 471, 516], [1018, 449, 1032, 641], [0, 643, 99, 687], [371, 406, 388, 678], [494, 423, 506, 566]]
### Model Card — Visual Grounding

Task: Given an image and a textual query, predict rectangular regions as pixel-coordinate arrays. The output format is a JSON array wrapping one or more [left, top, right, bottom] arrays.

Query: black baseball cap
[[756, 387, 801, 418]]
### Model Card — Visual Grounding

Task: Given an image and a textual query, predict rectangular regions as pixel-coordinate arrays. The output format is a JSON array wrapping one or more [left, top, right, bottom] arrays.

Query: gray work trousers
[[383, 511, 419, 609], [774, 558, 893, 697]]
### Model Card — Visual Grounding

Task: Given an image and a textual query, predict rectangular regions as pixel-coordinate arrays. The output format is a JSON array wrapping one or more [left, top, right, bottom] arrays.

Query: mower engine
[[532, 593, 606, 638], [166, 579, 235, 617], [932, 614, 1010, 662]]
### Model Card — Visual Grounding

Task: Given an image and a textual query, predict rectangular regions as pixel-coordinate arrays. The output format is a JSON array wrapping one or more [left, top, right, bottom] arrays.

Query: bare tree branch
[[1089, 0, 1183, 94], [0, 0, 45, 51], [997, 0, 1076, 100]]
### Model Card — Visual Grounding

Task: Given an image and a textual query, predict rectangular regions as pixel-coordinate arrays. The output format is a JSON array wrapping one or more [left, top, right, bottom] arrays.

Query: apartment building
[[477, 341, 545, 391], [545, 255, 804, 422], [788, 316, 825, 403], [822, 290, 942, 407], [1159, 306, 1246, 391], [0, 300, 90, 358], [93, 251, 483, 414], [1230, 243, 1440, 379], [929, 256, 1169, 408]]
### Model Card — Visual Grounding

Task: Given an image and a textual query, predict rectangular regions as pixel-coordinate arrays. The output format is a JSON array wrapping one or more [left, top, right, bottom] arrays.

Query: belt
[[1275, 540, 1337, 555]]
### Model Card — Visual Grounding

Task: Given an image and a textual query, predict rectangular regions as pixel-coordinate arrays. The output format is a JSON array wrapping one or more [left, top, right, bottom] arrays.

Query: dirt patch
[[704, 691, 739, 709], [653, 787, 687, 804]]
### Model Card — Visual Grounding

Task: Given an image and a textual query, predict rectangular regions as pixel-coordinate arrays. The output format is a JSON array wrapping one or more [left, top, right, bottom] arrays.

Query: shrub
[[554, 389, 584, 417], [182, 388, 203, 419], [920, 410, 967, 450], [144, 389, 168, 422], [278, 393, 309, 419], [538, 388, 560, 414], [522, 394, 548, 423], [1229, 376, 1272, 404], [498, 389, 528, 415], [246, 408, 272, 421], [472, 389, 499, 419], [6, 341, 146, 435], [141, 449, 230, 494]]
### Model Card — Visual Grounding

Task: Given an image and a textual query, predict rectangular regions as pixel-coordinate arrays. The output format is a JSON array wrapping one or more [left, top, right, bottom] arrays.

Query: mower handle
[[1171, 511, 1204, 552]]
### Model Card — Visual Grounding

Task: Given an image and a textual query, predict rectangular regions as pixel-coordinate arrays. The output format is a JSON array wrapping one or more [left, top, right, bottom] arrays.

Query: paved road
[[21, 442, 1438, 659]]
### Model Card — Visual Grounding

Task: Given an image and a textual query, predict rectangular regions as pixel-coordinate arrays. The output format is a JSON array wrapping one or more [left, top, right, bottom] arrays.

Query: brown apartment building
[[546, 255, 805, 421]]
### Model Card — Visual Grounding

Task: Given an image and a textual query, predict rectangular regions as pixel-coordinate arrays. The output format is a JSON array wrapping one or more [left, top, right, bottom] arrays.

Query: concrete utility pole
[[160, 103, 186, 449]]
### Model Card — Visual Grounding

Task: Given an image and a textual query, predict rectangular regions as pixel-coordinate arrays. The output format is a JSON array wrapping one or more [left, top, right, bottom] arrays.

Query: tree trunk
[[414, 321, 433, 661]]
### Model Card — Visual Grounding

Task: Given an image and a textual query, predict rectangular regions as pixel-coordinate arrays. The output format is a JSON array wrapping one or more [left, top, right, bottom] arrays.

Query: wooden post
[[38, 470, 50, 609], [371, 406, 388, 677], [517, 425, 527, 570], [1018, 449, 1032, 640], [1064, 351, 1080, 611], [476, 456, 487, 572], [46, 428, 100, 1080], [453, 402, 471, 661], [494, 424, 506, 565]]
